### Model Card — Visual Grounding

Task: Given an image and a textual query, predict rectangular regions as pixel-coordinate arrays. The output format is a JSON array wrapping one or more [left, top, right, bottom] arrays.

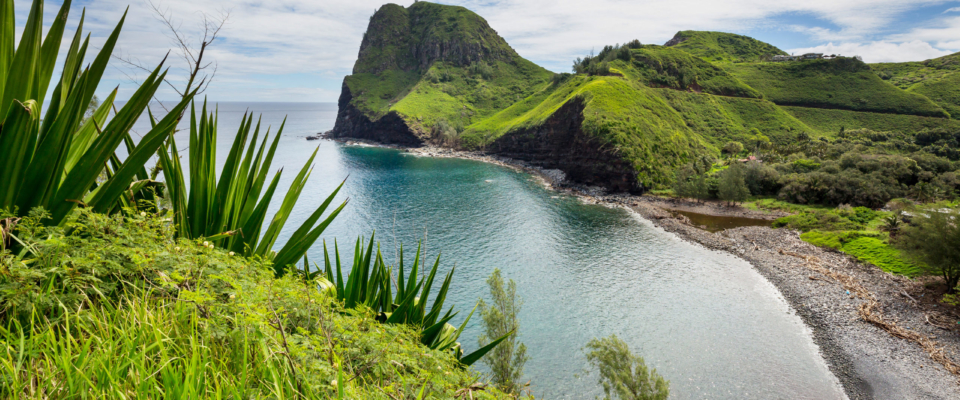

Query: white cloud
[[944, 6, 960, 12], [12, 0, 960, 101], [789, 40, 952, 62]]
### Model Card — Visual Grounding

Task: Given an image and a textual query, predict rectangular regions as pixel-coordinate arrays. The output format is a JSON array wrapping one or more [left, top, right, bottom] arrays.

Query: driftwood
[[779, 249, 960, 381]]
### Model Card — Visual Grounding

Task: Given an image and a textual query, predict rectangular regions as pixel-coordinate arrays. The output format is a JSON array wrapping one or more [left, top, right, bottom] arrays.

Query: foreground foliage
[[0, 0, 195, 227], [0, 209, 511, 399], [312, 237, 510, 366], [584, 335, 669, 400], [158, 100, 345, 276]]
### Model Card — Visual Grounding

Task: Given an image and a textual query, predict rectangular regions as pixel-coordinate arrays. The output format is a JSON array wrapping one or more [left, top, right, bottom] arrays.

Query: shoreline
[[328, 137, 960, 399]]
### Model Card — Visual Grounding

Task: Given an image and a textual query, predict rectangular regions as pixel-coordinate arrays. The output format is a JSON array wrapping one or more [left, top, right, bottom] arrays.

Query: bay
[[129, 102, 845, 399]]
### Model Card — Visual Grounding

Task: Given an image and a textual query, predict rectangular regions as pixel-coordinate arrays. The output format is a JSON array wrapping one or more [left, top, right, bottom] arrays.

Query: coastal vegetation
[[725, 59, 950, 118], [334, 3, 960, 196], [0, 0, 514, 397], [0, 209, 510, 398], [896, 207, 960, 290], [478, 269, 529, 395], [584, 335, 669, 400]]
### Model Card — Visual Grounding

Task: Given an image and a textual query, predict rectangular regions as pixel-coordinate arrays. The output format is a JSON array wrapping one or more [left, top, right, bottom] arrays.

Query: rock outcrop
[[488, 99, 643, 194], [330, 83, 423, 146]]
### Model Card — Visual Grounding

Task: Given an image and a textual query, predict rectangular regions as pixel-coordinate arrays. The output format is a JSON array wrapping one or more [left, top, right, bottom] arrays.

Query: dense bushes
[[572, 40, 643, 75], [772, 207, 876, 232]]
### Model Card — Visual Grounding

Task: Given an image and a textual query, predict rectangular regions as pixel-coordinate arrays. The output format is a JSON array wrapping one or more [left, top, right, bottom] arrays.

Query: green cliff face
[[333, 2, 959, 191]]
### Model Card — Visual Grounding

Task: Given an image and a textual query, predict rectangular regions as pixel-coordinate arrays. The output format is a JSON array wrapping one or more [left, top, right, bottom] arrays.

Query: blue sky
[[14, 0, 960, 102]]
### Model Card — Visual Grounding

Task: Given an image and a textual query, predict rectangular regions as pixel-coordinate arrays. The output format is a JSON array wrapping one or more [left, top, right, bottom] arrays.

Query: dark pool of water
[[672, 209, 774, 232]]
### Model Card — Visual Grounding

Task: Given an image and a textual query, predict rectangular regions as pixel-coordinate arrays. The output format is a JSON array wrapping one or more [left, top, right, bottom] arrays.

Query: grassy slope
[[726, 59, 950, 118], [783, 106, 960, 135], [870, 53, 960, 119], [390, 58, 553, 131], [627, 46, 762, 98], [0, 210, 507, 398], [653, 89, 813, 144], [910, 73, 960, 118], [345, 12, 959, 187], [666, 30, 788, 63], [462, 74, 714, 186]]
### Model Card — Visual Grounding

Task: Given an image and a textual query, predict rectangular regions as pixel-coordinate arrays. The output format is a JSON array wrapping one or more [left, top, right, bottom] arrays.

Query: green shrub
[[773, 210, 864, 232]]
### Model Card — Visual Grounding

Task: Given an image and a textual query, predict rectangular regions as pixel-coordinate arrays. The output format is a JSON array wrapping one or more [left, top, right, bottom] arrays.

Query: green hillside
[[726, 58, 950, 118], [461, 74, 714, 185], [664, 30, 788, 63], [870, 52, 960, 119], [342, 1, 554, 135], [335, 3, 960, 190], [784, 106, 960, 135], [654, 89, 814, 143], [870, 52, 960, 89], [627, 46, 762, 98]]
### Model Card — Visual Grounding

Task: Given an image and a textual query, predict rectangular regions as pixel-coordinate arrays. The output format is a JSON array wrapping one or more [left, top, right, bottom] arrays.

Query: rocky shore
[[621, 199, 960, 400], [327, 137, 960, 399]]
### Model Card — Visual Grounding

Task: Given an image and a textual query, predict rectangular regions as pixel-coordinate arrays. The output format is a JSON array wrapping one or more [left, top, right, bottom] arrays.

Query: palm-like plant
[[0, 0, 196, 226], [306, 235, 511, 366], [157, 100, 346, 276]]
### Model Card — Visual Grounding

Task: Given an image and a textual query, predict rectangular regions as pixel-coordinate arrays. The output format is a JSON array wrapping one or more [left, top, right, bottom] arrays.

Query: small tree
[[585, 335, 669, 400], [896, 208, 960, 291], [722, 141, 744, 157], [478, 269, 529, 395], [718, 163, 750, 205]]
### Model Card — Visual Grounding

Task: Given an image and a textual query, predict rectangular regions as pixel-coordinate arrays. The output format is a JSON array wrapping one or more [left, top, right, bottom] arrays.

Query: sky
[[14, 0, 960, 102]]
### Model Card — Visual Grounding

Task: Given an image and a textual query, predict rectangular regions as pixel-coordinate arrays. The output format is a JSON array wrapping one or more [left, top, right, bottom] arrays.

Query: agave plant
[[0, 0, 196, 226], [157, 100, 346, 277], [307, 234, 511, 366]]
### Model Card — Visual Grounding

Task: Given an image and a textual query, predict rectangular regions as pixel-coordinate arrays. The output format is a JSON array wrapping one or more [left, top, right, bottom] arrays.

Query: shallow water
[[130, 102, 845, 399], [672, 209, 774, 233]]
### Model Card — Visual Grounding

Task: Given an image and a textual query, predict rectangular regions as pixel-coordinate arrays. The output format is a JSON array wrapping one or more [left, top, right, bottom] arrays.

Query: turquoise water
[[132, 102, 845, 399]]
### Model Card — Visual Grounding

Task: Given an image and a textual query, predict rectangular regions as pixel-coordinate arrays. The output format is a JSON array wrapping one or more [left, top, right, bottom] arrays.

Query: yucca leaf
[[35, 0, 71, 105], [438, 303, 477, 352], [386, 282, 423, 324], [57, 9, 85, 112], [423, 266, 455, 327], [77, 7, 127, 121], [460, 329, 515, 367], [271, 200, 347, 275], [420, 313, 458, 347], [0, 0, 42, 120], [270, 178, 346, 272], [334, 239, 344, 297], [0, 0, 14, 96], [15, 70, 90, 212], [62, 88, 115, 178], [0, 100, 41, 208], [235, 171, 283, 256], [48, 64, 167, 224], [89, 88, 195, 213]]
